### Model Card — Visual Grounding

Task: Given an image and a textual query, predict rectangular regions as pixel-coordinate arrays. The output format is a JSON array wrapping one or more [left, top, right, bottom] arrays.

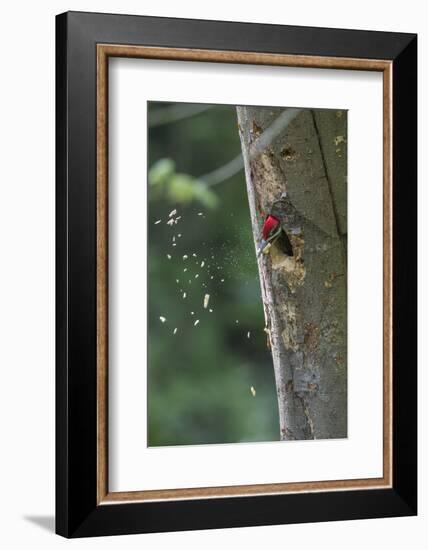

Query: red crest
[[262, 214, 280, 241]]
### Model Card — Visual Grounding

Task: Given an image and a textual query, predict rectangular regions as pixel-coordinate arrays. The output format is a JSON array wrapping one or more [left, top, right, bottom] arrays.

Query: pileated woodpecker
[[257, 196, 294, 257]]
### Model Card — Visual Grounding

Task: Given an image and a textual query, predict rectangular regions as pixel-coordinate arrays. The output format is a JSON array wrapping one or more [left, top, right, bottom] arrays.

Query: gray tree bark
[[237, 106, 347, 440]]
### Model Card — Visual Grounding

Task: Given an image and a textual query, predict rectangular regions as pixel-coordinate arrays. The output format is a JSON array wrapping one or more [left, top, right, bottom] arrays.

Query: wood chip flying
[[203, 294, 210, 309]]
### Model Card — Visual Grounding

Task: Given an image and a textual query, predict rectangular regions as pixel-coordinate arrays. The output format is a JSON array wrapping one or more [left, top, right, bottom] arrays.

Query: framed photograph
[[56, 11, 417, 537]]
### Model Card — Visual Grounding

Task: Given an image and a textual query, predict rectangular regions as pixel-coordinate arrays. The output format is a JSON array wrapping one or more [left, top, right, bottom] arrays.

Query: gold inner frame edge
[[96, 44, 393, 505]]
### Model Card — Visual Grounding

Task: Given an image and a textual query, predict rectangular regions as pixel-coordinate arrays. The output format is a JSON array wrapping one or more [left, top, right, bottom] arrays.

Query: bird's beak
[[257, 239, 271, 257], [257, 240, 267, 256]]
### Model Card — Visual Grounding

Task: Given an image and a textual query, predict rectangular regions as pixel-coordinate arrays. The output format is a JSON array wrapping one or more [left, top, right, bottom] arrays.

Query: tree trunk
[[237, 106, 347, 440]]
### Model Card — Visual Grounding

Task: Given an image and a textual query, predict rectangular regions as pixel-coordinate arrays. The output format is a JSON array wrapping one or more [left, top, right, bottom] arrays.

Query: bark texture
[[237, 107, 347, 440]]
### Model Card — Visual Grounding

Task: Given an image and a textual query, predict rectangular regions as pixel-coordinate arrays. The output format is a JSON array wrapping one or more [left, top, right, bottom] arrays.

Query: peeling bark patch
[[322, 319, 340, 345], [251, 121, 263, 136], [293, 393, 316, 439], [304, 323, 320, 353], [334, 354, 345, 367], [334, 135, 346, 147], [281, 301, 298, 351], [263, 326, 272, 349], [271, 233, 306, 291], [249, 152, 287, 217], [280, 145, 298, 161], [302, 400, 315, 438]]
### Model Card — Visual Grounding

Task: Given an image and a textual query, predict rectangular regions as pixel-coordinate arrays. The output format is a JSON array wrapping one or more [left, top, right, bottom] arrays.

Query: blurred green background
[[147, 102, 279, 446]]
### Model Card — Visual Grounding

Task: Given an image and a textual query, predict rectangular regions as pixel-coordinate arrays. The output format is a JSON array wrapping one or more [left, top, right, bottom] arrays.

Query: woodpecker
[[257, 214, 282, 256], [257, 196, 294, 257]]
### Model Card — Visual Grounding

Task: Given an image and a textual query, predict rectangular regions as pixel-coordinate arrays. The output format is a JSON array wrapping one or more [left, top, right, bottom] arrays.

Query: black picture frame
[[56, 11, 417, 538]]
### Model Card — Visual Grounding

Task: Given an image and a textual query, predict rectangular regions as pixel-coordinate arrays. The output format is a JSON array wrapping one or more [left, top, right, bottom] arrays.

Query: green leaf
[[167, 174, 195, 203], [148, 159, 219, 208], [167, 175, 219, 209], [149, 158, 175, 186], [192, 181, 219, 209]]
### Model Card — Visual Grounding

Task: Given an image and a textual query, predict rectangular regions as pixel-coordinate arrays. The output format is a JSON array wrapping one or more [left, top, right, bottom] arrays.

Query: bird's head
[[262, 214, 281, 241]]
